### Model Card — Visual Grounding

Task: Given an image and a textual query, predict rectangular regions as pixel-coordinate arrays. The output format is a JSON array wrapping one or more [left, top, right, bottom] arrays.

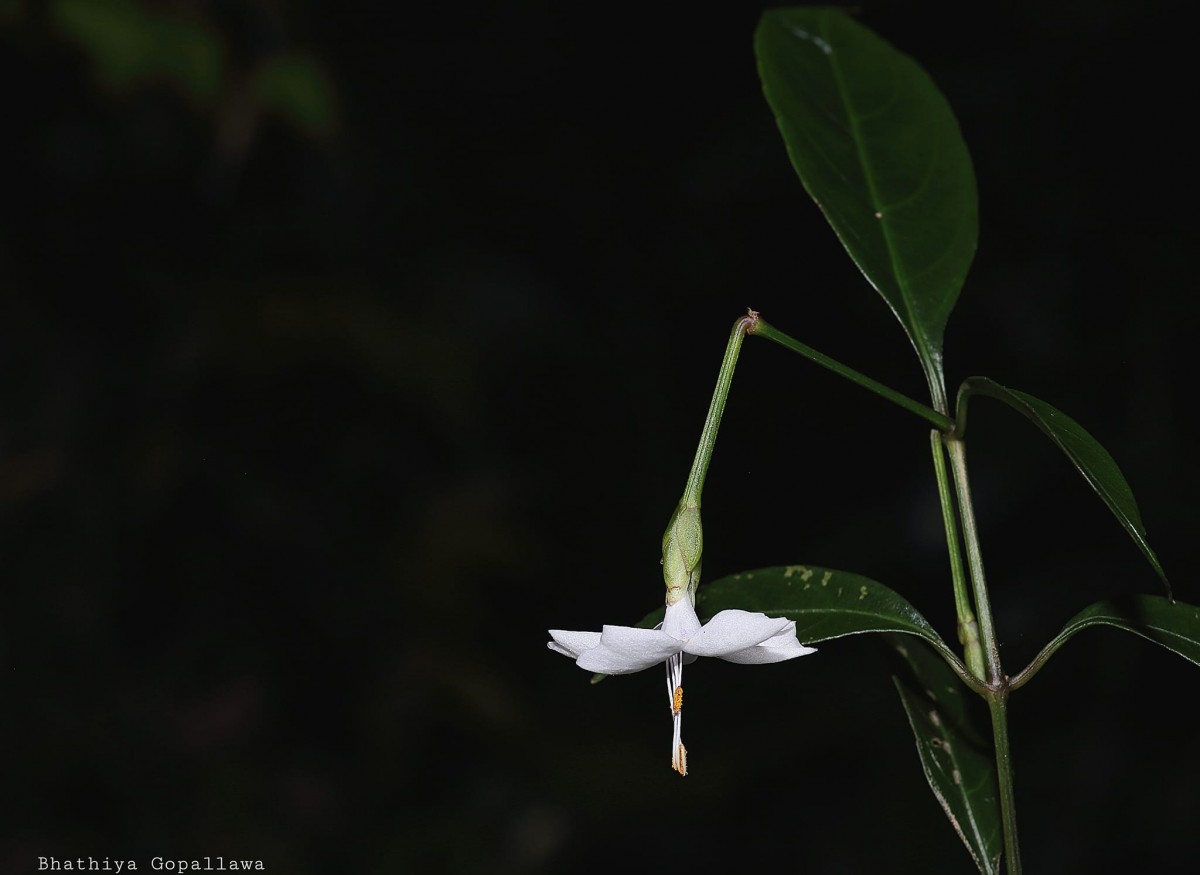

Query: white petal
[[682, 609, 792, 657], [718, 622, 817, 664], [547, 629, 601, 659], [574, 625, 681, 674], [661, 599, 702, 640]]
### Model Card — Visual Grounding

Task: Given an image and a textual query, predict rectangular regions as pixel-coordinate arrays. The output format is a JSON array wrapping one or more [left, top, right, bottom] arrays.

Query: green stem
[[989, 694, 1022, 874], [945, 435, 1021, 874], [749, 318, 954, 431], [944, 437, 1001, 682], [682, 311, 757, 507], [929, 430, 986, 680]]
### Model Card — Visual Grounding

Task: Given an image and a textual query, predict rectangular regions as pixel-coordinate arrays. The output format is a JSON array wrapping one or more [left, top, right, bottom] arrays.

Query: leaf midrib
[[819, 9, 931, 366]]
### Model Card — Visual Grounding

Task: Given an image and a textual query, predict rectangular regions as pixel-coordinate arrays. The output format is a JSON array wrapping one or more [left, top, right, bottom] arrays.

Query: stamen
[[666, 652, 687, 775], [672, 743, 688, 776]]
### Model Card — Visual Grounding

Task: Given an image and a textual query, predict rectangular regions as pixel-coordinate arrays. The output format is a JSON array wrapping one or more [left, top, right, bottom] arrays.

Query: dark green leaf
[[890, 635, 1002, 875], [755, 8, 978, 408], [619, 565, 979, 690], [701, 565, 949, 650], [959, 377, 1169, 595], [1013, 595, 1200, 689]]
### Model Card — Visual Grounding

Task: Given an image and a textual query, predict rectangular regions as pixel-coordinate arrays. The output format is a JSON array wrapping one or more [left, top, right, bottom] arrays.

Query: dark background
[[3, 2, 1197, 873]]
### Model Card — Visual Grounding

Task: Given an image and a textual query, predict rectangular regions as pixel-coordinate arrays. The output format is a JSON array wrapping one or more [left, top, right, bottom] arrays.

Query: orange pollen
[[672, 686, 683, 714]]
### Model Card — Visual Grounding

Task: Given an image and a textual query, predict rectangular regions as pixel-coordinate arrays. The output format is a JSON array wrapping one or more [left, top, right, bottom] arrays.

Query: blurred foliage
[[1, 2, 525, 872], [53, 0, 227, 105], [48, 0, 336, 137]]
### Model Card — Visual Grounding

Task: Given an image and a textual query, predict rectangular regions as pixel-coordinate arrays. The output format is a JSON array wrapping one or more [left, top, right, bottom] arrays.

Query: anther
[[673, 743, 688, 776], [672, 686, 683, 714]]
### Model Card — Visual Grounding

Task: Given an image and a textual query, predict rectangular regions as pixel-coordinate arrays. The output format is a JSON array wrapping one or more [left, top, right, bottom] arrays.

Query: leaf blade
[[1014, 595, 1200, 688], [890, 635, 1002, 874], [612, 565, 981, 691], [703, 565, 982, 690], [960, 377, 1169, 595], [701, 564, 942, 643], [755, 7, 978, 405]]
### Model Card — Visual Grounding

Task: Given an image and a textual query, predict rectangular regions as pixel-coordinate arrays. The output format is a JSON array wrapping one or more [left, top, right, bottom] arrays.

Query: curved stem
[[1008, 638, 1062, 693], [682, 311, 757, 506], [749, 318, 955, 432]]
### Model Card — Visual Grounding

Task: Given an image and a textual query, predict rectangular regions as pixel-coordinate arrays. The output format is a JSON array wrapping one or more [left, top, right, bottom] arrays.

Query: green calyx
[[663, 500, 703, 606]]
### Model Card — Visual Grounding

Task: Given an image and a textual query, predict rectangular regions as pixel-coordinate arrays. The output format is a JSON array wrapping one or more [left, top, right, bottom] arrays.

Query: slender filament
[[666, 652, 686, 775]]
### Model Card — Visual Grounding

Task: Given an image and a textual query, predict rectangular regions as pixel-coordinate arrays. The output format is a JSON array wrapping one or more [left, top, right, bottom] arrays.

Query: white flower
[[548, 598, 816, 775]]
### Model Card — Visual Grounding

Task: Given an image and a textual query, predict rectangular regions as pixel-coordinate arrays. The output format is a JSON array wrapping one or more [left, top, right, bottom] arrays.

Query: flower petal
[[718, 622, 817, 664], [574, 625, 681, 674], [661, 598, 702, 640], [547, 629, 601, 659], [682, 609, 793, 657]]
